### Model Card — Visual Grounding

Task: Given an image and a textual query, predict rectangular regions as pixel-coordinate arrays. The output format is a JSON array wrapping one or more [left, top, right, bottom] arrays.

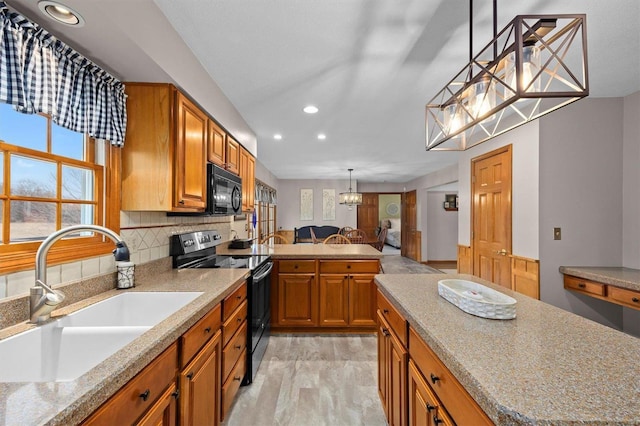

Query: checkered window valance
[[0, 1, 126, 146]]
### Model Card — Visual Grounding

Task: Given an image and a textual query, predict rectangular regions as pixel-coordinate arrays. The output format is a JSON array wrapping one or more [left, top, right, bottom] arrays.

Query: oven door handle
[[252, 262, 274, 281]]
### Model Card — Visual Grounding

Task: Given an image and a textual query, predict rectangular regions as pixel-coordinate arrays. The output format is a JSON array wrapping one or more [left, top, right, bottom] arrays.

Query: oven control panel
[[170, 230, 223, 254]]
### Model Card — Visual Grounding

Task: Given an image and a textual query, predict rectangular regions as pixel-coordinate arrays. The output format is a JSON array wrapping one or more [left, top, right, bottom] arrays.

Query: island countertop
[[217, 242, 383, 259], [375, 273, 640, 425], [0, 267, 249, 426]]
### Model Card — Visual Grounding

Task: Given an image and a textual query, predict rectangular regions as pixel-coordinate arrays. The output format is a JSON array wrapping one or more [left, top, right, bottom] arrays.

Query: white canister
[[116, 261, 135, 289]]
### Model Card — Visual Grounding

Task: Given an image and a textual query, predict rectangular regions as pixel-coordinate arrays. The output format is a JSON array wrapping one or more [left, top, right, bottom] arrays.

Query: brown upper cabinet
[[122, 83, 207, 212], [208, 119, 240, 175], [239, 146, 255, 212]]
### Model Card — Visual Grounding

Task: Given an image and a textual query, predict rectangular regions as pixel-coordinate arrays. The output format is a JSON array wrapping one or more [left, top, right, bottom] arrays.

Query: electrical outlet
[[553, 227, 561, 240]]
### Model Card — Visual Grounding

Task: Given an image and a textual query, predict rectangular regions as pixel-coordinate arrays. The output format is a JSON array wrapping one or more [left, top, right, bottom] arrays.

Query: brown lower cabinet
[[82, 282, 247, 426], [274, 259, 379, 331], [377, 289, 493, 426]]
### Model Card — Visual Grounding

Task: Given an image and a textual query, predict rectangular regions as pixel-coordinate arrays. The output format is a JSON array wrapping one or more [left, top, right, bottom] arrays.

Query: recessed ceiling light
[[273, 134, 282, 140], [317, 134, 326, 140], [38, 1, 85, 26], [303, 105, 319, 114]]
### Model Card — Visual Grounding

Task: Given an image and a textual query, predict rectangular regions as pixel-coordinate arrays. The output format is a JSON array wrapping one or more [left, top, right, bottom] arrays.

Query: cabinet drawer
[[180, 303, 221, 368], [223, 321, 247, 382], [223, 300, 248, 347], [279, 260, 316, 273], [320, 260, 379, 274], [83, 342, 178, 426], [221, 349, 247, 421], [223, 282, 247, 321], [409, 328, 491, 426], [564, 275, 606, 296], [608, 286, 640, 309], [377, 290, 408, 346]]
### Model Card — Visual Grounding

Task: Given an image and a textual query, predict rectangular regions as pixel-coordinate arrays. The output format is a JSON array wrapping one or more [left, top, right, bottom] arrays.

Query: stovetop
[[170, 230, 270, 271]]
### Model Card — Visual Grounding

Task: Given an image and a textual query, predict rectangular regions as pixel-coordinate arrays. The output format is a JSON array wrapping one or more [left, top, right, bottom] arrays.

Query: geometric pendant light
[[426, 3, 588, 151], [339, 168, 363, 208]]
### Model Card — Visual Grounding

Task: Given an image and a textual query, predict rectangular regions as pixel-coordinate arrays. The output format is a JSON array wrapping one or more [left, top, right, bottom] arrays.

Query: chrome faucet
[[30, 225, 130, 323]]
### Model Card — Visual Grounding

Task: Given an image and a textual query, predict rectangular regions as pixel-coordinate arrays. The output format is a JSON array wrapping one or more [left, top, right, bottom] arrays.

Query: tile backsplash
[[0, 211, 245, 298]]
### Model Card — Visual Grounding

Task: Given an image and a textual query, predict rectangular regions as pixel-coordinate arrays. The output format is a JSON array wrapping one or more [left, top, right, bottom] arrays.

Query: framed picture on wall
[[300, 188, 313, 220], [322, 189, 335, 220]]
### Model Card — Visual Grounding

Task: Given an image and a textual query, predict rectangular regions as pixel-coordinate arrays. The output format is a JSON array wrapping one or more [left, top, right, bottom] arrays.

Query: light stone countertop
[[0, 267, 249, 426], [375, 273, 640, 425], [559, 266, 640, 292], [217, 242, 383, 259]]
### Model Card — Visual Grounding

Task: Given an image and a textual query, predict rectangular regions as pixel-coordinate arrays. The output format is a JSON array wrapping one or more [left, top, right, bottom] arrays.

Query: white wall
[[539, 97, 624, 330], [622, 91, 640, 269], [276, 179, 357, 231], [622, 91, 640, 336], [457, 121, 540, 259], [426, 191, 458, 261]]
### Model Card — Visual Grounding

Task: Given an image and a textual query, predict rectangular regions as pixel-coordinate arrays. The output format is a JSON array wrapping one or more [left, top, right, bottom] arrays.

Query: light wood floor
[[223, 334, 386, 426]]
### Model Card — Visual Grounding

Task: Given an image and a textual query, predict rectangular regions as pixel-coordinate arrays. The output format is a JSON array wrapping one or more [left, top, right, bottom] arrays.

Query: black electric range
[[170, 230, 272, 385]]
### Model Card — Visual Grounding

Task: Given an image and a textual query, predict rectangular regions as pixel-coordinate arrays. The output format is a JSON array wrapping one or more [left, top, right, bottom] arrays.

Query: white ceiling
[[6, 0, 640, 183]]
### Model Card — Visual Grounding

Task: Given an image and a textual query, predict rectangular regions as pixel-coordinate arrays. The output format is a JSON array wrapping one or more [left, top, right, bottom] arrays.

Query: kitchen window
[[0, 104, 121, 274]]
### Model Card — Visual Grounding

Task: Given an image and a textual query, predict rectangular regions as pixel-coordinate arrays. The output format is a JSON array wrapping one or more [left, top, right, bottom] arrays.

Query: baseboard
[[423, 260, 457, 268]]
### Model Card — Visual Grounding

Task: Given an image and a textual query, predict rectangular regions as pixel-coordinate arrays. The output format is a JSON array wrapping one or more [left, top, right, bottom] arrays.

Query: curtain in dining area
[[0, 1, 126, 145]]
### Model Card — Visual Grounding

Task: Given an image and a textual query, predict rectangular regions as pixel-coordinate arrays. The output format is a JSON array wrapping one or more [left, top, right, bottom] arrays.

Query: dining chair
[[371, 227, 387, 251], [338, 226, 353, 236], [323, 234, 352, 244], [260, 233, 290, 245], [345, 228, 367, 244], [310, 228, 319, 244]]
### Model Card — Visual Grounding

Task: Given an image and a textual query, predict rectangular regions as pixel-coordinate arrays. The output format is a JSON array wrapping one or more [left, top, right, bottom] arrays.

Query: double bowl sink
[[0, 291, 203, 383]]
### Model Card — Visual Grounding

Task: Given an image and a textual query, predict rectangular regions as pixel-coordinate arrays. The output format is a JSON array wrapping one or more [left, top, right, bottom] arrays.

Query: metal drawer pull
[[430, 373, 440, 384], [139, 389, 151, 401], [426, 403, 435, 412], [382, 328, 390, 337], [578, 283, 586, 288], [235, 344, 242, 350], [233, 376, 242, 381], [632, 297, 639, 303], [237, 295, 242, 299], [237, 317, 242, 322], [204, 327, 212, 333], [433, 415, 444, 424], [383, 309, 389, 314], [187, 372, 194, 380]]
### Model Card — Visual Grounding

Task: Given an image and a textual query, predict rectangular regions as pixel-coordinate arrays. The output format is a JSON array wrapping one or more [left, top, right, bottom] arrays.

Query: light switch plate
[[553, 227, 561, 240]]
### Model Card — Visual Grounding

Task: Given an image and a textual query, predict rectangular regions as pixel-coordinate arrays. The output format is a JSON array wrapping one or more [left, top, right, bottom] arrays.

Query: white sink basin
[[0, 291, 203, 382]]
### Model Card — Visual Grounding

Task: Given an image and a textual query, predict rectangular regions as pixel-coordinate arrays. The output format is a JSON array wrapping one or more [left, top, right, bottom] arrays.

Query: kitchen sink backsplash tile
[[0, 210, 235, 308]]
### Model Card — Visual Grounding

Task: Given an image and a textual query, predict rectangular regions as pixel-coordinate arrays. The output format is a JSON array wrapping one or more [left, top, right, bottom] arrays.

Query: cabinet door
[[319, 274, 349, 327], [408, 360, 455, 426], [208, 119, 226, 167], [179, 330, 221, 426], [277, 273, 317, 326], [239, 147, 255, 212], [390, 325, 408, 426], [136, 383, 177, 426], [348, 274, 377, 327], [175, 92, 207, 210], [225, 135, 240, 174], [377, 311, 390, 420]]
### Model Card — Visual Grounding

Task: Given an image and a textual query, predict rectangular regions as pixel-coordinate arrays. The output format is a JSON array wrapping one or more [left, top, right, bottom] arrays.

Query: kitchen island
[[375, 273, 640, 425]]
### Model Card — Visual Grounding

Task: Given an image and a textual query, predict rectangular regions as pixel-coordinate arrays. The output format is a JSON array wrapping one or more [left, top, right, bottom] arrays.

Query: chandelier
[[425, 1, 588, 151], [339, 169, 362, 207]]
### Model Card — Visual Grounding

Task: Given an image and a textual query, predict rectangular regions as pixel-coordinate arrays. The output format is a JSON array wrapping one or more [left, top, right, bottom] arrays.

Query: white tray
[[437, 279, 517, 320]]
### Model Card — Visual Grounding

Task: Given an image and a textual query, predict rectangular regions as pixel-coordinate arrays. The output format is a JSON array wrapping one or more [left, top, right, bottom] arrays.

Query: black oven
[[209, 163, 242, 216], [170, 230, 272, 385]]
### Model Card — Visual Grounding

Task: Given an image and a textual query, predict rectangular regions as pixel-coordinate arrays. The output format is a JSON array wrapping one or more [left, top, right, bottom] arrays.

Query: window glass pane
[[0, 104, 47, 151], [62, 166, 93, 200], [52, 124, 84, 160], [10, 201, 56, 241], [62, 203, 94, 228], [10, 155, 56, 198]]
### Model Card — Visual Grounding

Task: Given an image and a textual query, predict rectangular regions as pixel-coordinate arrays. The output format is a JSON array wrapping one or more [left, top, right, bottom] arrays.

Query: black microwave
[[208, 163, 242, 215]]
